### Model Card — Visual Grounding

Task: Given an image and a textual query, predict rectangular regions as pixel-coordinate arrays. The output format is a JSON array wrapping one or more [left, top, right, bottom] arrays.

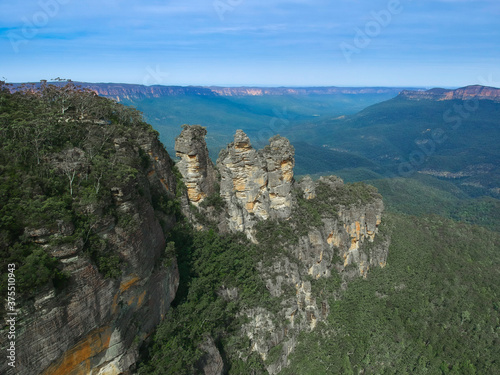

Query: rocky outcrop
[[292, 200, 386, 279], [235, 174, 388, 374], [217, 130, 294, 241], [399, 85, 500, 102], [175, 125, 217, 206], [1, 133, 180, 375], [298, 175, 316, 199], [196, 336, 225, 375]]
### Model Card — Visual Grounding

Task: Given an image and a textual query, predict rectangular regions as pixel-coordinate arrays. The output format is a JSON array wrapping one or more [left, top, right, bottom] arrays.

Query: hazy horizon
[[4, 80, 466, 90]]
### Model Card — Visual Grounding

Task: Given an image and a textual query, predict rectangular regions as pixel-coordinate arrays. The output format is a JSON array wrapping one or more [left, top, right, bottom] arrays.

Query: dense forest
[[282, 214, 500, 374]]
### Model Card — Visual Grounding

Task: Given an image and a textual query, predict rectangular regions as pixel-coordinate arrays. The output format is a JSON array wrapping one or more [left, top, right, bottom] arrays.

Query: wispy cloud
[[1, 0, 499, 86], [192, 24, 288, 35]]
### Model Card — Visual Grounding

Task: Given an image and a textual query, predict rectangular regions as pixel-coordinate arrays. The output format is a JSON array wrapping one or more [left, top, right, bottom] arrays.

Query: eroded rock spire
[[175, 125, 217, 205]]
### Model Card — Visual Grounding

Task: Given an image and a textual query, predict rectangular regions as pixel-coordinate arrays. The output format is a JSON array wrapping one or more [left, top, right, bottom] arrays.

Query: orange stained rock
[[187, 187, 205, 202], [349, 238, 358, 251], [234, 142, 251, 150], [147, 170, 156, 177], [326, 233, 333, 245], [160, 178, 169, 191], [232, 177, 247, 192], [42, 326, 112, 375], [281, 160, 293, 182], [326, 232, 341, 247], [119, 275, 140, 292], [255, 176, 266, 187], [111, 293, 119, 314], [137, 290, 147, 307]]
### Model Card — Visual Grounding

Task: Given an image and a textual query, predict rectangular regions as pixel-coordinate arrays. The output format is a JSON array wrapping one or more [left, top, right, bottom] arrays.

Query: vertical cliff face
[[1, 133, 180, 375], [175, 125, 217, 205], [261, 135, 295, 219], [291, 175, 387, 279], [216, 130, 295, 241]]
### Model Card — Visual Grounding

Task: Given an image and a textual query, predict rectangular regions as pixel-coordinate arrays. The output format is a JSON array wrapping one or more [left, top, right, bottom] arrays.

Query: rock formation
[[1, 85, 392, 375], [173, 128, 388, 373], [298, 175, 316, 199], [175, 125, 217, 206], [216, 130, 295, 241]]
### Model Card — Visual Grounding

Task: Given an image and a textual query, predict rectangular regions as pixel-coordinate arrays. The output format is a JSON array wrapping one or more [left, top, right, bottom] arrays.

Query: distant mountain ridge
[[399, 85, 500, 102], [12, 82, 500, 102], [11, 81, 421, 101]]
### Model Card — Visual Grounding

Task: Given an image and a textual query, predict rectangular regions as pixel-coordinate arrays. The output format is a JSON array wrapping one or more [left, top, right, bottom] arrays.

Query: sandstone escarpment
[[175, 125, 217, 206], [53, 83, 415, 100], [0, 132, 180, 375], [216, 130, 295, 241], [399, 85, 500, 102], [12, 82, 412, 101]]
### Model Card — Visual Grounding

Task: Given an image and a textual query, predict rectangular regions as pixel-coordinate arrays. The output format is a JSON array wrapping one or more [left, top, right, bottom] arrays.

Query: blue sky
[[1, 0, 499, 87]]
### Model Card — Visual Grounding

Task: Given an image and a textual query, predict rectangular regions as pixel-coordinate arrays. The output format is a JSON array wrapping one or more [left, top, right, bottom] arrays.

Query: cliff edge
[[399, 85, 500, 102]]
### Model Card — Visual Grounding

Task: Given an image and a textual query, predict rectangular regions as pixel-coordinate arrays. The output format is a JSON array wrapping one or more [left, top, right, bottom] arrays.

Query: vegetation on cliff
[[138, 225, 271, 374], [0, 81, 168, 300], [138, 175, 385, 374]]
